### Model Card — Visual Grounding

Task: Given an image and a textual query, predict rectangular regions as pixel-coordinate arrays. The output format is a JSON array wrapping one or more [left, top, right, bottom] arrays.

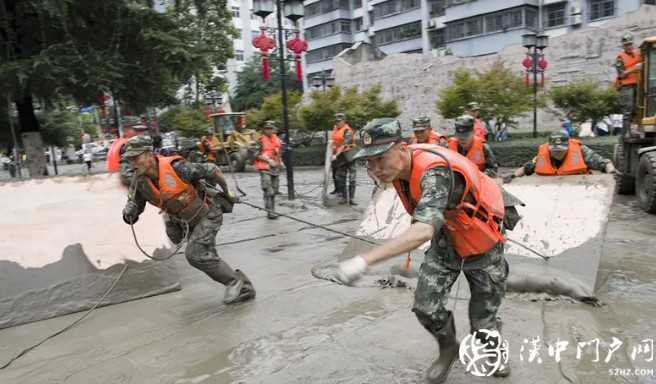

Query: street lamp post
[[253, 0, 305, 200], [522, 33, 549, 138]]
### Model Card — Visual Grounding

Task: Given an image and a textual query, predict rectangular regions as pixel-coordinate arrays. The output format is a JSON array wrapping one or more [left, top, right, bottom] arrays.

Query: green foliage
[[437, 60, 535, 132], [158, 106, 210, 138], [246, 91, 303, 131], [39, 111, 82, 148], [298, 85, 400, 133], [549, 80, 621, 124], [231, 56, 303, 111]]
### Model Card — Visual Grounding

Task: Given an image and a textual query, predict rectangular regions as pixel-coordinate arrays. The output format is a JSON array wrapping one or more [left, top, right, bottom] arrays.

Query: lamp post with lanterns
[[522, 33, 549, 138], [252, 0, 306, 200]]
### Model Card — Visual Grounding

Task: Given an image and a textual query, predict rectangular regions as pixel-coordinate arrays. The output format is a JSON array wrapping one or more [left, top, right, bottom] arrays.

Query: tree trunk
[[15, 95, 47, 178]]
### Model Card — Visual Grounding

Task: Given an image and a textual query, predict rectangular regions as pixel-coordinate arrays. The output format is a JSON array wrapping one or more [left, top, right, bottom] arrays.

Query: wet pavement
[[1, 167, 655, 384]]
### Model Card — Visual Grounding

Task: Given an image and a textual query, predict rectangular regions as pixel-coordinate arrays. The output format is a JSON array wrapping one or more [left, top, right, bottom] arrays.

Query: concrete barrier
[[0, 173, 180, 329], [337, 174, 615, 301]]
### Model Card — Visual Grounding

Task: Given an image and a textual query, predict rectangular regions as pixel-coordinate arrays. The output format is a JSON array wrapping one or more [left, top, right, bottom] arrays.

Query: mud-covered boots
[[348, 184, 357, 205], [426, 312, 459, 384], [265, 195, 278, 219], [224, 269, 256, 304]]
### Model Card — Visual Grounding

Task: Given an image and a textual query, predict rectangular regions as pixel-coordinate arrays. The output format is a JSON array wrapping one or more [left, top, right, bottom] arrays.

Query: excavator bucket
[[334, 174, 615, 302], [0, 173, 180, 329]]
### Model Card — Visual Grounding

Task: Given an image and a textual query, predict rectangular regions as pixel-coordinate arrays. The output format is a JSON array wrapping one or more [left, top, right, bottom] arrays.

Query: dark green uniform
[[521, 145, 611, 175], [408, 167, 508, 335]]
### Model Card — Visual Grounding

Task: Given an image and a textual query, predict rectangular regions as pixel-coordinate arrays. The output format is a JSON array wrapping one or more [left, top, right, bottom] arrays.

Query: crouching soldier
[[121, 136, 255, 305]]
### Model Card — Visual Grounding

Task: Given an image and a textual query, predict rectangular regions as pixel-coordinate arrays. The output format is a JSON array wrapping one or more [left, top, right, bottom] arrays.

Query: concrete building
[[302, 0, 656, 86]]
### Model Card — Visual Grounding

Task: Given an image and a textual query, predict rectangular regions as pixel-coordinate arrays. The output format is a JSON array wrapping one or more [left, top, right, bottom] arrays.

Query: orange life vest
[[534, 139, 589, 176], [141, 156, 208, 222], [448, 136, 486, 171], [200, 136, 221, 162], [254, 134, 282, 171], [106, 137, 127, 172], [616, 51, 641, 87], [473, 118, 486, 139], [392, 144, 505, 257], [331, 123, 354, 154]]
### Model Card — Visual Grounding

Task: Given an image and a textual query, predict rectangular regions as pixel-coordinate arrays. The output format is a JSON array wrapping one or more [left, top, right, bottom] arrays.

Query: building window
[[305, 19, 353, 40], [372, 0, 419, 20], [545, 2, 566, 27], [306, 43, 351, 64], [353, 0, 362, 9], [590, 0, 615, 20], [429, 28, 446, 48], [524, 8, 537, 29], [235, 50, 244, 61], [644, 0, 656, 5], [305, 0, 350, 18], [428, 0, 446, 17], [353, 17, 364, 32], [231, 6, 240, 18], [465, 18, 481, 36], [451, 6, 536, 40], [373, 21, 421, 46]]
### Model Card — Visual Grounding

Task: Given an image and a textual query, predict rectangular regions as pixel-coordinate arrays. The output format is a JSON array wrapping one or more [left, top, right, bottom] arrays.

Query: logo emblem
[[362, 132, 373, 145], [459, 329, 509, 377], [164, 174, 176, 188]]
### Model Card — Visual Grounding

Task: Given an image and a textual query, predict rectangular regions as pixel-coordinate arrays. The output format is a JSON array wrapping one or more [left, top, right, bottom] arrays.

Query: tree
[[246, 90, 303, 131], [39, 110, 83, 148], [0, 0, 235, 177], [436, 60, 535, 135], [298, 85, 400, 133], [157, 105, 211, 138], [549, 80, 620, 127], [231, 55, 303, 112]]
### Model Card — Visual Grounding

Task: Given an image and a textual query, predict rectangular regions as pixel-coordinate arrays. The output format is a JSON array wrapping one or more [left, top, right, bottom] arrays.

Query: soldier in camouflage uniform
[[505, 131, 615, 181], [332, 118, 514, 383], [121, 136, 255, 305], [177, 137, 203, 163], [116, 124, 150, 186], [448, 115, 499, 176], [615, 33, 642, 137], [254, 121, 283, 219], [331, 113, 357, 205]]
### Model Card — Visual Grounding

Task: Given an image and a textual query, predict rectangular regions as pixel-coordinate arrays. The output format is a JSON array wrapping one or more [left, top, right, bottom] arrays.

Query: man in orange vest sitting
[[615, 33, 643, 138], [505, 132, 615, 181], [200, 128, 221, 164], [331, 118, 514, 382], [331, 113, 357, 205], [447, 115, 498, 176], [254, 121, 283, 220], [465, 102, 487, 140], [121, 136, 255, 305], [412, 116, 448, 146], [106, 124, 150, 186]]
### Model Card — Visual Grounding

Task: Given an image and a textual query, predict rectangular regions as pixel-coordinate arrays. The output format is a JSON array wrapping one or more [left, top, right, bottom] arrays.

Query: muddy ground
[[0, 167, 655, 384]]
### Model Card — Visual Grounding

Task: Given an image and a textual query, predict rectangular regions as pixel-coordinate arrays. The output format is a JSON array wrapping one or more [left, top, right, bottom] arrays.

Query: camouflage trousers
[[164, 205, 237, 285], [260, 170, 280, 197], [332, 159, 356, 196], [412, 242, 509, 336], [619, 85, 636, 135]]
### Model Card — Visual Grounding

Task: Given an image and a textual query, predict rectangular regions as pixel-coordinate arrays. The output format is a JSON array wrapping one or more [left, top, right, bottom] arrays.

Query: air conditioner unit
[[367, 29, 376, 37], [570, 1, 582, 25], [428, 20, 436, 28], [367, 3, 374, 11], [570, 13, 582, 25]]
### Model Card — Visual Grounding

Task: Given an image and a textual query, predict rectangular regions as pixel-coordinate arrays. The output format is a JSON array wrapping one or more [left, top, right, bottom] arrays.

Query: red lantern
[[522, 56, 533, 70], [252, 28, 276, 80], [286, 31, 308, 81]]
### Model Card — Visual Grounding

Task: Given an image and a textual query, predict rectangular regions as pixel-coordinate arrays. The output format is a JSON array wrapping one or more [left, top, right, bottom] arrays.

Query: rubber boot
[[348, 184, 357, 205], [426, 312, 459, 384], [224, 269, 256, 304], [267, 195, 278, 219], [204, 260, 244, 304]]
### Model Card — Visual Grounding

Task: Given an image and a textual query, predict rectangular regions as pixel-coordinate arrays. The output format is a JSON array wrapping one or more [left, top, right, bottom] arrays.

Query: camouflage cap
[[548, 131, 570, 151], [621, 33, 634, 44], [129, 124, 149, 131], [263, 120, 276, 129], [454, 115, 474, 138], [352, 118, 403, 160], [335, 113, 345, 121], [122, 135, 153, 159], [412, 116, 431, 130], [467, 101, 480, 111]]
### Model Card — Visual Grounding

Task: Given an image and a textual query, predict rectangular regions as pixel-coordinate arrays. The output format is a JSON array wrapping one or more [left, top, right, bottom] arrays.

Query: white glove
[[333, 256, 368, 285]]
